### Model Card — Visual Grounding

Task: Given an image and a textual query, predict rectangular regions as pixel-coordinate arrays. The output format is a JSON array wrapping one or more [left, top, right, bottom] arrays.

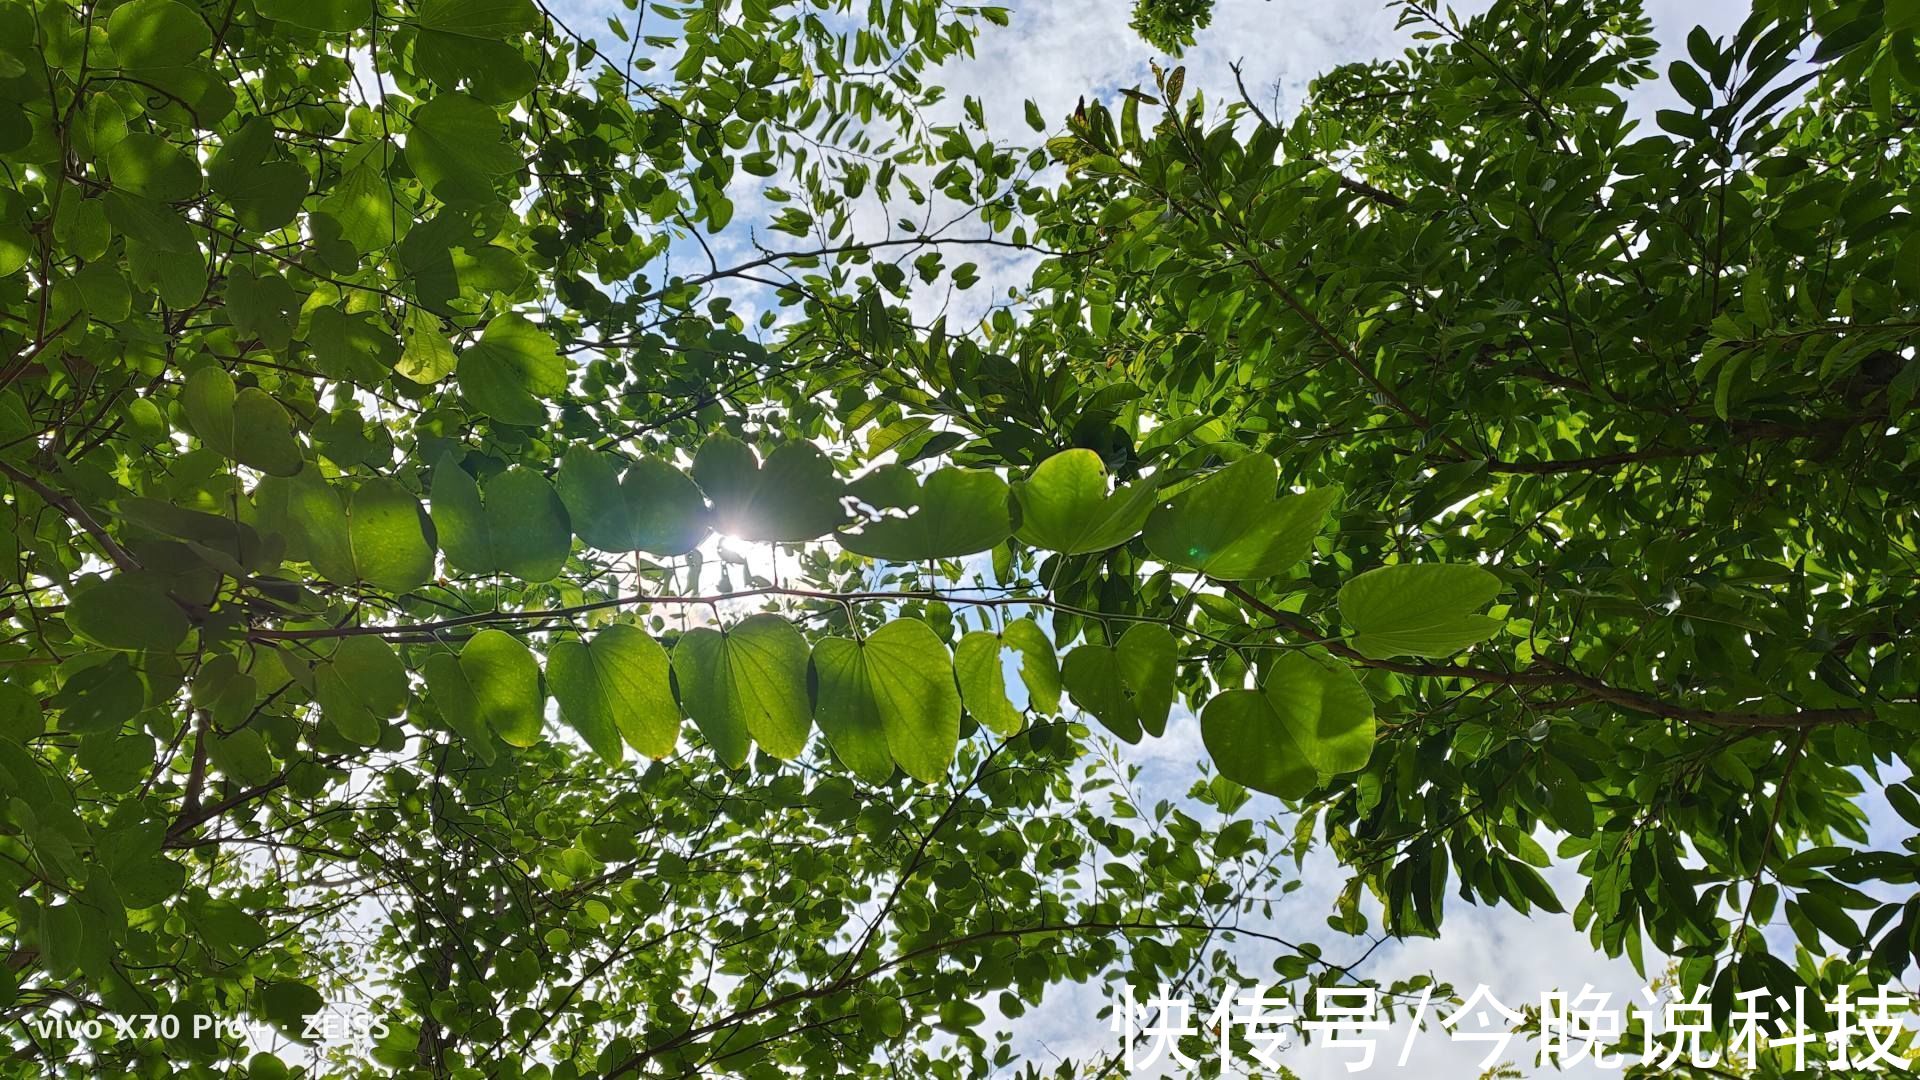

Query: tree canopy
[[0, 0, 1916, 1075]]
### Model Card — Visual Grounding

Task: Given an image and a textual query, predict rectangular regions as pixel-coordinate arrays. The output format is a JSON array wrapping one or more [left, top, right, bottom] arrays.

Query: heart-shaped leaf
[[407, 92, 521, 202], [314, 637, 408, 746], [548, 624, 679, 761], [65, 576, 189, 652], [692, 433, 848, 543], [671, 613, 811, 767], [457, 629, 543, 747], [1201, 652, 1375, 799], [953, 617, 1059, 735], [263, 471, 437, 593], [1340, 563, 1503, 658], [554, 444, 710, 556], [456, 313, 566, 426], [1012, 449, 1157, 555], [1061, 623, 1176, 742], [430, 454, 572, 582], [1144, 455, 1337, 579], [811, 618, 961, 783], [838, 465, 1012, 562]]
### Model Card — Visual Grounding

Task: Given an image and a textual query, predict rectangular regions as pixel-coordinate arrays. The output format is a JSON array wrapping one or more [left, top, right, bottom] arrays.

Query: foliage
[[0, 0, 1916, 1074], [1128, 0, 1216, 55], [1031, 0, 1920, 1069]]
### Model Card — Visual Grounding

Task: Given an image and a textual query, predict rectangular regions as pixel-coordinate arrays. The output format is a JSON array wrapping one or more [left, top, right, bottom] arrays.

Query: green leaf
[[954, 632, 1020, 736], [1003, 618, 1061, 713], [264, 471, 436, 592], [1012, 449, 1157, 554], [671, 613, 811, 767], [53, 655, 144, 733], [460, 629, 543, 747], [180, 363, 235, 458], [1539, 756, 1594, 837], [118, 496, 273, 573], [1062, 644, 1136, 742], [105, 132, 200, 202], [419, 652, 498, 759], [952, 618, 1060, 733], [408, 93, 521, 203], [1200, 652, 1376, 799], [471, 461, 565, 577], [1060, 624, 1174, 742], [1114, 623, 1175, 737], [206, 726, 273, 786], [106, 0, 211, 70], [309, 308, 399, 382], [181, 365, 302, 475], [1143, 456, 1337, 579], [1339, 563, 1503, 658], [104, 191, 194, 252], [65, 577, 189, 652], [456, 313, 566, 426], [1668, 60, 1713, 109], [548, 624, 679, 761], [812, 618, 961, 783], [344, 478, 439, 593], [258, 467, 351, 584], [257, 0, 362, 30], [692, 434, 848, 543], [838, 465, 1012, 561], [0, 682, 42, 742], [554, 445, 710, 556], [100, 0, 228, 121], [0, 225, 29, 278], [227, 269, 299, 351], [1656, 108, 1712, 142], [319, 160, 407, 255], [207, 120, 307, 232], [256, 980, 325, 1036], [314, 637, 408, 746], [809, 641, 894, 783], [231, 388, 303, 476], [417, 0, 540, 38], [397, 308, 457, 385], [430, 455, 572, 581]]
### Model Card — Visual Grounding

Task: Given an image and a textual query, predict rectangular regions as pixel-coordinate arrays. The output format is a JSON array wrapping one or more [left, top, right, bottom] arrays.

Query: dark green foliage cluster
[[1129, 0, 1216, 55], [0, 0, 1916, 1074]]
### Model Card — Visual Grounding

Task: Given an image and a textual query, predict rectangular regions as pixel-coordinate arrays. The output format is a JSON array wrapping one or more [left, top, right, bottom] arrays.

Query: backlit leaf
[[839, 465, 1012, 561], [549, 624, 679, 761], [456, 313, 566, 426], [1144, 455, 1336, 579], [1012, 449, 1157, 555], [671, 614, 811, 767], [1201, 652, 1375, 799], [1339, 563, 1503, 659], [812, 618, 961, 783]]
